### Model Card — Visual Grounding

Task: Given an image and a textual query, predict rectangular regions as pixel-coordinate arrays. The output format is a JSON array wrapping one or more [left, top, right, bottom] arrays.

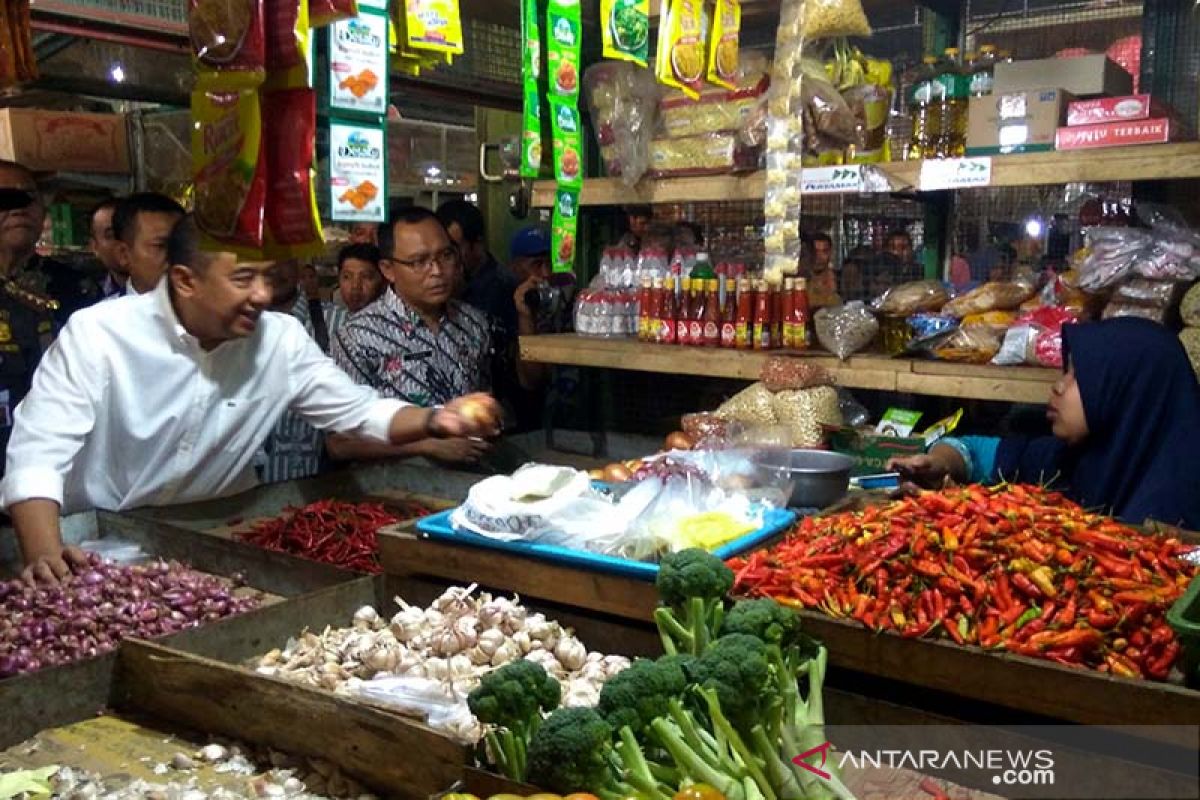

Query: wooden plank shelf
[[520, 334, 1058, 403], [532, 142, 1200, 207]]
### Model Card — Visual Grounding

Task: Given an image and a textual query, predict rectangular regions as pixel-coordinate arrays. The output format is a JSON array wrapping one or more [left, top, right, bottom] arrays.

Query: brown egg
[[664, 431, 695, 451], [603, 463, 633, 483]]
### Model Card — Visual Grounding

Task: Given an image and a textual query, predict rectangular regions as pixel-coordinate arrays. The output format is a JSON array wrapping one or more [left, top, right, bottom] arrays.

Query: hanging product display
[[264, 0, 310, 75], [547, 0, 582, 273], [189, 0, 266, 73], [329, 11, 390, 114], [262, 88, 324, 256], [0, 0, 37, 87], [520, 0, 545, 178], [761, 0, 806, 284], [310, 0, 358, 28], [601, 0, 650, 67], [706, 0, 740, 91], [654, 0, 705, 99], [328, 121, 387, 223]]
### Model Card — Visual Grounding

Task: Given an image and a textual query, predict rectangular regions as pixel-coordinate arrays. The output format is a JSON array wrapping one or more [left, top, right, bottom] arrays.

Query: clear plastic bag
[[801, 70, 859, 143], [760, 356, 835, 391], [584, 61, 659, 186], [1079, 227, 1152, 291], [1113, 278, 1187, 308], [930, 326, 1002, 363], [814, 301, 879, 359], [350, 676, 480, 744], [872, 280, 949, 316], [770, 385, 842, 447], [941, 280, 1035, 318], [802, 0, 872, 40], [1102, 302, 1170, 323], [715, 382, 777, 424]]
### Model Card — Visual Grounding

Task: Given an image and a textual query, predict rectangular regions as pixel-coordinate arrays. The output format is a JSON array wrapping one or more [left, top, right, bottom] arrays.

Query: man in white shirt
[[4, 216, 499, 584]]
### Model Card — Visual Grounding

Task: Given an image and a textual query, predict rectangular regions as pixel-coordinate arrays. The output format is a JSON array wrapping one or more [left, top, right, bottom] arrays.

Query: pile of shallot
[[0, 552, 261, 678], [256, 585, 630, 742]]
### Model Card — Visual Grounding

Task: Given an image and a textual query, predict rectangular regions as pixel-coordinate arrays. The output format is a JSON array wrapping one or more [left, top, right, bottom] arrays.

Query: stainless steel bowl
[[755, 449, 854, 509]]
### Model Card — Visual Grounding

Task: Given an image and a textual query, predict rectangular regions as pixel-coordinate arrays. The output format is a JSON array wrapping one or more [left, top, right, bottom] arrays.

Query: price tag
[[801, 165, 866, 194], [919, 157, 992, 191]]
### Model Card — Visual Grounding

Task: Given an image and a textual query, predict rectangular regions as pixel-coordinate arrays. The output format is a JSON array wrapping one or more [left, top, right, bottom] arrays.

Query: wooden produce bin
[[0, 638, 467, 798], [379, 527, 1200, 742], [0, 510, 364, 746]]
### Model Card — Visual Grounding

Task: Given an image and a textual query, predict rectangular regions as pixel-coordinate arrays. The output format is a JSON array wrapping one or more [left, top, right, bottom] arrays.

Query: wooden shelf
[[520, 334, 1059, 403], [532, 143, 1200, 207]]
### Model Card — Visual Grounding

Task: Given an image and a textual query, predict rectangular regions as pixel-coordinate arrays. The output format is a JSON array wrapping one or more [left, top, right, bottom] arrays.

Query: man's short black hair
[[166, 215, 216, 273], [337, 243, 381, 271], [624, 204, 652, 219], [435, 199, 485, 244], [113, 192, 186, 244], [812, 232, 833, 246], [378, 206, 445, 259]]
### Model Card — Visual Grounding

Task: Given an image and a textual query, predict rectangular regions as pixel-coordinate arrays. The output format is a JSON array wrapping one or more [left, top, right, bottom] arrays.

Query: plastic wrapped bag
[[350, 676, 480, 744], [873, 280, 948, 316], [802, 0, 871, 40], [1113, 278, 1188, 308], [802, 71, 859, 143], [760, 356, 834, 391], [584, 61, 659, 186], [908, 313, 956, 341], [1079, 227, 1151, 291], [992, 307, 1078, 368], [1102, 302, 1170, 323], [932, 326, 1002, 363], [942, 281, 1035, 318], [682, 412, 731, 442], [814, 301, 879, 359], [1181, 283, 1200, 328], [716, 382, 777, 424], [771, 385, 842, 447]]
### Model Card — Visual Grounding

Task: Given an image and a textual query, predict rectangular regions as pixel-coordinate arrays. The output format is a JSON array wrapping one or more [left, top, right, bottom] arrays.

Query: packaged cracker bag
[[706, 0, 740, 90], [262, 88, 324, 257], [190, 0, 266, 72]]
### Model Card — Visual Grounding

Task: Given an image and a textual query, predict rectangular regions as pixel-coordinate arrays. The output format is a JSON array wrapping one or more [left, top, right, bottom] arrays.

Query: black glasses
[[0, 189, 36, 212], [385, 246, 459, 274]]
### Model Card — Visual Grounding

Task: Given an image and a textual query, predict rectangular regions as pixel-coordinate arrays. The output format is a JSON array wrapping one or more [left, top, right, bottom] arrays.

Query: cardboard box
[[994, 55, 1133, 98], [967, 89, 1070, 155], [1055, 118, 1178, 150], [827, 426, 926, 477], [0, 109, 130, 174], [1066, 95, 1167, 127]]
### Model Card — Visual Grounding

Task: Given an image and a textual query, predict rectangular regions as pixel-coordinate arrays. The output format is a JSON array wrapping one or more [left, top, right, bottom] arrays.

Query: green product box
[[49, 203, 86, 249], [826, 426, 928, 477]]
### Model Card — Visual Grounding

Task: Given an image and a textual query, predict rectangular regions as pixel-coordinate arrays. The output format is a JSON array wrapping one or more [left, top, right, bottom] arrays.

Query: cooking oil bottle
[[936, 47, 968, 158], [971, 44, 998, 97], [907, 56, 942, 160]]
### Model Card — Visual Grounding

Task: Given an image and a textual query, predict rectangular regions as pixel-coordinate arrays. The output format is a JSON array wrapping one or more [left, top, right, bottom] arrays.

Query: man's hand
[[886, 454, 953, 492], [514, 275, 542, 319], [429, 393, 502, 439], [422, 436, 491, 465], [21, 545, 88, 586]]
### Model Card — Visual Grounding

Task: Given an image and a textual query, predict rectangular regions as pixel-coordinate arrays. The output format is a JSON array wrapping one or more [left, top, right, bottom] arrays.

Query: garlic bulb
[[424, 657, 449, 680], [466, 645, 493, 666], [352, 605, 380, 629], [563, 677, 600, 708], [362, 642, 402, 675], [512, 630, 533, 654], [477, 628, 507, 657], [478, 597, 511, 630], [448, 653, 476, 680], [389, 607, 425, 643], [491, 640, 521, 667], [423, 608, 446, 629], [433, 583, 479, 618], [602, 654, 632, 677], [524, 649, 565, 678], [525, 613, 553, 640], [579, 661, 607, 683], [432, 618, 478, 656], [554, 636, 587, 671]]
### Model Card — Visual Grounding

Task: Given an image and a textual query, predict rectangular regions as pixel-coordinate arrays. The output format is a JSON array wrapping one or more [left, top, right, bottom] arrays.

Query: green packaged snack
[[520, 0, 543, 177], [550, 102, 583, 189], [602, 0, 649, 66], [546, 0, 581, 102], [551, 187, 579, 274]]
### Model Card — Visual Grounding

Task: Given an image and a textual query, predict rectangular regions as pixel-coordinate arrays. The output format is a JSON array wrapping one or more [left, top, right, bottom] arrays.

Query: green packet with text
[[551, 187, 579, 274]]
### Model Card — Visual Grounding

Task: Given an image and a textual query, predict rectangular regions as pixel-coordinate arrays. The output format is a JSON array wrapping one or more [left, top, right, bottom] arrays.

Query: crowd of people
[[801, 228, 926, 307], [0, 158, 565, 580]]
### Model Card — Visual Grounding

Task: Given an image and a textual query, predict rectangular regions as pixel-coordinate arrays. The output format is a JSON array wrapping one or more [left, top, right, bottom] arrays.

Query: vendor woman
[[890, 317, 1200, 529], [2, 216, 501, 585]]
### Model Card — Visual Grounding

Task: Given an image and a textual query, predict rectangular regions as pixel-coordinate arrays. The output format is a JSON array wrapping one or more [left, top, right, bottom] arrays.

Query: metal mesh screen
[[433, 19, 522, 90]]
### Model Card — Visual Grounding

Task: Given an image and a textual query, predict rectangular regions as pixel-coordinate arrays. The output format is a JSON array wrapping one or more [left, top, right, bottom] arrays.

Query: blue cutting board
[[415, 506, 796, 580]]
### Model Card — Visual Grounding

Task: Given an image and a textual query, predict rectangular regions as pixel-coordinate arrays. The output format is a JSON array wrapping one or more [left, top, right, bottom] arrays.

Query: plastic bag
[[760, 355, 834, 391], [802, 70, 859, 143], [1113, 278, 1187, 308], [262, 89, 323, 257], [706, 0, 740, 90], [771, 385, 842, 447], [1181, 283, 1200, 328], [350, 676, 480, 744], [715, 382, 777, 424], [681, 412, 731, 445], [655, 0, 706, 99], [1079, 227, 1151, 291], [190, 0, 266, 72], [308, 0, 356, 27], [264, 0, 309, 77], [802, 0, 871, 40], [814, 301, 879, 359], [908, 313, 957, 341], [932, 326, 1002, 363], [873, 280, 948, 316], [584, 61, 659, 186], [1102, 302, 1170, 323], [602, 0, 650, 66], [942, 281, 1035, 318]]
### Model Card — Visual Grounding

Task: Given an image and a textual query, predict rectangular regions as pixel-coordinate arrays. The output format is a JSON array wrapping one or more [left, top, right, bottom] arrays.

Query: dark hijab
[[994, 317, 1200, 528]]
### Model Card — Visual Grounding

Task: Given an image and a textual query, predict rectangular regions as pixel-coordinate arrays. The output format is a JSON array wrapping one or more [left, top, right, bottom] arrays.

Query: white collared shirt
[[2, 280, 406, 514]]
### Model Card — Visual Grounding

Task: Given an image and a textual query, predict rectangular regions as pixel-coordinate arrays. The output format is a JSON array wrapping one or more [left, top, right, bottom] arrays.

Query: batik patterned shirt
[[332, 289, 493, 407]]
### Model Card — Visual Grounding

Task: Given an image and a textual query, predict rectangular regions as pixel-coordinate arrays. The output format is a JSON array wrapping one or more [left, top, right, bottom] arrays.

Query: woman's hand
[[886, 454, 952, 491]]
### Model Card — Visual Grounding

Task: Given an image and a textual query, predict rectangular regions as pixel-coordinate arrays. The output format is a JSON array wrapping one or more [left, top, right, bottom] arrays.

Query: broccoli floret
[[468, 659, 561, 782], [720, 598, 802, 647], [598, 657, 688, 735], [655, 549, 735, 656], [526, 707, 618, 795]]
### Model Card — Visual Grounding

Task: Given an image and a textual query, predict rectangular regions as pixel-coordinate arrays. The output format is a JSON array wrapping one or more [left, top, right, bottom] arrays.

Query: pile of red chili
[[729, 483, 1198, 680], [236, 499, 430, 574]]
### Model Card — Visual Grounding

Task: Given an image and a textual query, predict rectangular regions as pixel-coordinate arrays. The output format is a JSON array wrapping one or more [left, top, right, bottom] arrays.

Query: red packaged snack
[[265, 0, 309, 73], [190, 0, 266, 72], [308, 0, 357, 28], [262, 89, 323, 254]]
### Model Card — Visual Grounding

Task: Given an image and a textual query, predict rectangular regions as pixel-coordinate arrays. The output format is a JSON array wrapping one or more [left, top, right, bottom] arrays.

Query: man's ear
[[115, 241, 131, 270], [378, 259, 399, 287], [169, 263, 198, 297]]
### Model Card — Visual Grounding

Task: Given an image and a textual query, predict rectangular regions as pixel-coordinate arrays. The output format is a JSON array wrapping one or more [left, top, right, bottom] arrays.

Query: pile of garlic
[[255, 586, 630, 742]]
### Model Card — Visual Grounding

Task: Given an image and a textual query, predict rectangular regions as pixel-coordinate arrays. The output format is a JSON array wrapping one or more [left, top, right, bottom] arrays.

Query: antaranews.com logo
[[794, 741, 1056, 788]]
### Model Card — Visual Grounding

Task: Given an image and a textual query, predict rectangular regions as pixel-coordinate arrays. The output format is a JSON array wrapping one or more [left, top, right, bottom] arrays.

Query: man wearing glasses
[[330, 207, 495, 465]]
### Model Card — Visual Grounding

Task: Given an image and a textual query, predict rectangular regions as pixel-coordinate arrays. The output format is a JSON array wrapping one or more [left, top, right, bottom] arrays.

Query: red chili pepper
[[1011, 572, 1042, 599]]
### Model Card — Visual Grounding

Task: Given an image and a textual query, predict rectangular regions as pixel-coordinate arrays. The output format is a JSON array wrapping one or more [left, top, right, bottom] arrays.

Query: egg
[[664, 431, 695, 451], [603, 463, 633, 483]]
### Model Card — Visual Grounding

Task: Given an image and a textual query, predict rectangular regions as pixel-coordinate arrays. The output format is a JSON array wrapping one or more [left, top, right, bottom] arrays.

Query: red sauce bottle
[[734, 277, 754, 350], [637, 276, 653, 342], [753, 279, 774, 350], [676, 278, 693, 345], [782, 277, 796, 348], [702, 279, 721, 346], [793, 278, 811, 349]]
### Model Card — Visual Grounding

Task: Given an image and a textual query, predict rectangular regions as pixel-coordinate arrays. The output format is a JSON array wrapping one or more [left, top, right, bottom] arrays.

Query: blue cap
[[510, 226, 551, 259]]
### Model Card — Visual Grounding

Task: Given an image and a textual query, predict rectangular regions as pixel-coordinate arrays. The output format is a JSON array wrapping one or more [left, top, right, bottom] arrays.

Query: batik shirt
[[332, 290, 493, 406]]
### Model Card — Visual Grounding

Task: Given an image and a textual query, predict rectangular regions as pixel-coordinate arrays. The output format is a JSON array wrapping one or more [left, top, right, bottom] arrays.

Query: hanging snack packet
[[190, 0, 266, 72], [706, 0, 740, 90], [546, 0, 581, 104], [265, 0, 308, 71], [550, 103, 583, 189], [802, 0, 871, 40], [262, 89, 324, 257], [191, 73, 267, 250], [601, 0, 649, 67], [404, 0, 465, 55], [654, 0, 704, 99], [520, 0, 543, 177], [309, 0, 357, 28], [551, 187, 579, 274]]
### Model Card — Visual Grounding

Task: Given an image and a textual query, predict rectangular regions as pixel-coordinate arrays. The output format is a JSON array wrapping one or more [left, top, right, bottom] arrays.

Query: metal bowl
[[755, 449, 854, 509]]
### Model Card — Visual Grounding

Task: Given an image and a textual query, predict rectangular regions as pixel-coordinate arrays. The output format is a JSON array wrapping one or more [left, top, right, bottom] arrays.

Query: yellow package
[[962, 311, 1018, 328], [191, 72, 267, 252], [601, 0, 649, 66], [404, 0, 464, 55], [706, 0, 740, 90], [654, 0, 704, 100]]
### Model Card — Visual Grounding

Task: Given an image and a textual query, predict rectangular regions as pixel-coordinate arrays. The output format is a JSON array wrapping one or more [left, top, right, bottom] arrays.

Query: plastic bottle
[[792, 278, 811, 349], [734, 278, 754, 350], [936, 48, 968, 158], [702, 280, 721, 347], [907, 56, 943, 160], [637, 276, 652, 341], [782, 277, 797, 348], [753, 280, 774, 351], [971, 45, 997, 97], [690, 251, 716, 281], [676, 278, 693, 345], [720, 276, 737, 349], [687, 278, 706, 346], [659, 278, 677, 344]]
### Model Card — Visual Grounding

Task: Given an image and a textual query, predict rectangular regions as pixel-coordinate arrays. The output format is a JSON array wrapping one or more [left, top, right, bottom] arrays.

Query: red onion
[[0, 555, 261, 679]]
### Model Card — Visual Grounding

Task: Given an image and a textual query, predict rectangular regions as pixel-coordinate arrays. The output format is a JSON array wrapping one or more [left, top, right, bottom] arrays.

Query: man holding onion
[[2, 216, 501, 584]]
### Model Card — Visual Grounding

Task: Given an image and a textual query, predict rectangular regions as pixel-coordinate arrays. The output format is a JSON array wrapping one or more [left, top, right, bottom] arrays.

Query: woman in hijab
[[889, 317, 1200, 528]]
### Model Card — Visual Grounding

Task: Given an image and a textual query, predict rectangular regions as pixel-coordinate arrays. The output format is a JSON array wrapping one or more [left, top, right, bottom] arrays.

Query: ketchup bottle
[[735, 277, 754, 350], [702, 279, 721, 346], [753, 279, 774, 350], [637, 276, 652, 342], [793, 278, 811, 349], [782, 277, 796, 349], [676, 278, 692, 345]]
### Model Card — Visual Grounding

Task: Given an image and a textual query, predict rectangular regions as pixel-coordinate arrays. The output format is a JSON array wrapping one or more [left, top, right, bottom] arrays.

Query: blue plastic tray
[[415, 506, 797, 580]]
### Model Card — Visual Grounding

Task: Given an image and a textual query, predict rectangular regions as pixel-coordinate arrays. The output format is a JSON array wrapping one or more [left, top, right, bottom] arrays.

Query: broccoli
[[720, 598, 803, 648], [467, 659, 561, 782], [655, 548, 735, 656], [524, 707, 626, 799], [598, 657, 688, 735]]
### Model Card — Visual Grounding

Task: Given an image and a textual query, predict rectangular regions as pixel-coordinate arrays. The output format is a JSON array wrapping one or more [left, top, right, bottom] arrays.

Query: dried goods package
[[715, 382, 777, 425], [584, 61, 658, 185], [873, 280, 949, 316], [649, 133, 755, 177], [942, 281, 1035, 318], [190, 0, 266, 72], [814, 302, 879, 359], [760, 356, 835, 391], [802, 0, 871, 40], [771, 385, 842, 447], [262, 89, 323, 256]]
